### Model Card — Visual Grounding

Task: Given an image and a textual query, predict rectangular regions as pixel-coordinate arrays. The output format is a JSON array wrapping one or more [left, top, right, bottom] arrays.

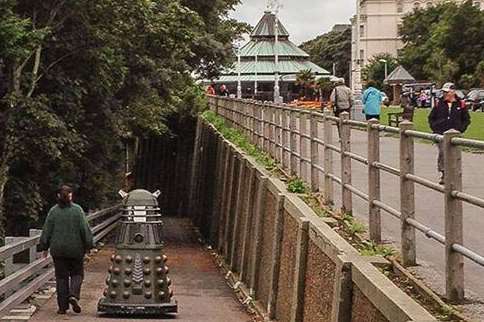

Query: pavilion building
[[214, 10, 330, 102]]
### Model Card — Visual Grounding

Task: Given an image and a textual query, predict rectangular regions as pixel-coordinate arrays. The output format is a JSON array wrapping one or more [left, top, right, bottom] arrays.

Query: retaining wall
[[189, 118, 437, 322]]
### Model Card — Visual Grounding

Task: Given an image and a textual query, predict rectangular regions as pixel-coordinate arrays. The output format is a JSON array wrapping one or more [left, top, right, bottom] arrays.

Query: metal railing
[[0, 205, 121, 317], [207, 95, 483, 302]]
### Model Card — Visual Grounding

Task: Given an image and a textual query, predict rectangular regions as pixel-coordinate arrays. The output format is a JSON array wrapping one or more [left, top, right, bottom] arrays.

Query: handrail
[[208, 95, 484, 301], [0, 205, 122, 318]]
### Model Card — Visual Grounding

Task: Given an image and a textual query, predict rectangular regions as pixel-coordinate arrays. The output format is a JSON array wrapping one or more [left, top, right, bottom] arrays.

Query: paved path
[[295, 122, 484, 301], [30, 218, 257, 322]]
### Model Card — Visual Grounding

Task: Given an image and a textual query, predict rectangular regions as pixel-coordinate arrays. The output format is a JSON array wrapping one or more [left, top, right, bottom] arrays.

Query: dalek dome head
[[123, 189, 159, 207]]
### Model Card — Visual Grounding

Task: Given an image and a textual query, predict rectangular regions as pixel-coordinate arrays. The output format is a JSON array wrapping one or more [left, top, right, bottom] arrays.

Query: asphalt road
[[291, 118, 484, 301]]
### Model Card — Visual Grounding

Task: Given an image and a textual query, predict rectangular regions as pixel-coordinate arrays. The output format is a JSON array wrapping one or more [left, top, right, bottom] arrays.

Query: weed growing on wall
[[287, 177, 307, 194], [202, 111, 277, 171]]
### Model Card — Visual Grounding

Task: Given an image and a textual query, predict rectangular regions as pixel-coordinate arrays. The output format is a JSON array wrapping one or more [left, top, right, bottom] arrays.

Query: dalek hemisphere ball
[[97, 189, 177, 315]]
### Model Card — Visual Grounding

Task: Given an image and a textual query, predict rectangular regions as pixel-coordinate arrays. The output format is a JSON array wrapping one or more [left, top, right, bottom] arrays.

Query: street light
[[379, 59, 388, 80], [236, 40, 242, 99]]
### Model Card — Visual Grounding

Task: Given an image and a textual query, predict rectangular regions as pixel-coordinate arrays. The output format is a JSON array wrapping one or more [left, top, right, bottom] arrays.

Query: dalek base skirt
[[98, 189, 178, 315]]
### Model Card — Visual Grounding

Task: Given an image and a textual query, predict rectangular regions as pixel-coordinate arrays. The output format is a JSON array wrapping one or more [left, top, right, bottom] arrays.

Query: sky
[[229, 0, 356, 45]]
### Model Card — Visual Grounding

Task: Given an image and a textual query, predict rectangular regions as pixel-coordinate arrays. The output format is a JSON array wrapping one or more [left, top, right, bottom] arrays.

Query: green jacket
[[39, 203, 93, 259]]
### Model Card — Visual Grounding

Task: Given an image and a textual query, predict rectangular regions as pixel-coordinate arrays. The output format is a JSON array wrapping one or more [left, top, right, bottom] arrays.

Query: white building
[[350, 0, 483, 89]]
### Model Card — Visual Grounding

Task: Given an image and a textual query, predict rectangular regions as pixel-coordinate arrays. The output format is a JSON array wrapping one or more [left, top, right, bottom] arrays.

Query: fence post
[[299, 112, 307, 180], [269, 106, 276, 158], [444, 129, 464, 302], [29, 229, 42, 263], [290, 110, 298, 176], [399, 121, 416, 267], [282, 109, 289, 170], [323, 110, 334, 204], [310, 112, 320, 192], [340, 112, 352, 214], [367, 119, 381, 243], [276, 107, 283, 163]]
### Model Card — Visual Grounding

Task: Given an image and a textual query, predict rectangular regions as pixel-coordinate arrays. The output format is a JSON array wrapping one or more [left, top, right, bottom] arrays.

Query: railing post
[[258, 104, 264, 149], [367, 119, 381, 243], [29, 229, 42, 263], [323, 110, 334, 204], [269, 106, 276, 158], [275, 107, 283, 163], [215, 96, 219, 115], [399, 121, 416, 266], [282, 109, 289, 170], [263, 105, 269, 152], [290, 110, 298, 175], [444, 129, 464, 302], [251, 103, 257, 144], [340, 112, 352, 214], [299, 111, 307, 180], [310, 112, 320, 192]]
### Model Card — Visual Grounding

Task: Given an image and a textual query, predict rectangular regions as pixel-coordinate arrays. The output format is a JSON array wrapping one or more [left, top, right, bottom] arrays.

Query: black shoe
[[57, 309, 67, 314], [69, 296, 81, 313]]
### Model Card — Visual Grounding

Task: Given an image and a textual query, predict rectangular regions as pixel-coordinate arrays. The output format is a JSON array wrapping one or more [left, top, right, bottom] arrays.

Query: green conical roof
[[251, 11, 289, 38]]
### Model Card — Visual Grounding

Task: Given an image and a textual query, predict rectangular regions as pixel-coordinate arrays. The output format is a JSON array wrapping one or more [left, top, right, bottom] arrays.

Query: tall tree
[[362, 53, 399, 90], [300, 27, 352, 83], [399, 1, 484, 87], [0, 0, 245, 236]]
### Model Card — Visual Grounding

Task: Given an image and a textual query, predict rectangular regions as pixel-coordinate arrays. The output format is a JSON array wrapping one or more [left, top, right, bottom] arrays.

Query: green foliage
[[362, 53, 399, 90], [0, 0, 244, 236], [300, 28, 351, 82], [287, 178, 307, 194], [295, 69, 315, 99], [342, 214, 366, 236], [360, 241, 396, 257], [202, 110, 277, 171], [399, 1, 484, 87]]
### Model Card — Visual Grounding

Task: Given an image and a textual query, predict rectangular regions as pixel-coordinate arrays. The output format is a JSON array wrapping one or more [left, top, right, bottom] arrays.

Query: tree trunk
[[0, 154, 10, 239]]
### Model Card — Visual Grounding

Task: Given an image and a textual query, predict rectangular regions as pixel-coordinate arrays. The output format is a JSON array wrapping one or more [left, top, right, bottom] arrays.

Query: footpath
[[30, 218, 257, 322]]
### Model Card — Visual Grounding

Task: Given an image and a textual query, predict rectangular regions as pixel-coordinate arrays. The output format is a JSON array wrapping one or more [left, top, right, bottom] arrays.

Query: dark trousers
[[53, 257, 84, 311], [365, 114, 380, 121]]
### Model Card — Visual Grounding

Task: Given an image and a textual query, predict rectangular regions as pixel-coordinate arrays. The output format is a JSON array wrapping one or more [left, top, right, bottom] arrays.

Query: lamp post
[[254, 55, 258, 97], [379, 59, 388, 80], [236, 40, 242, 99]]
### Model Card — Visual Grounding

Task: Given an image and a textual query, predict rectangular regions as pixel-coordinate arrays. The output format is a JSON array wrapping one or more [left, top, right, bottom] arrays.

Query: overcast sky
[[229, 0, 355, 45]]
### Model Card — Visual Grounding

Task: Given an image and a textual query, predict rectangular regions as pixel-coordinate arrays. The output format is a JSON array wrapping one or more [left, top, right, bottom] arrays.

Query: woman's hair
[[57, 185, 73, 208]]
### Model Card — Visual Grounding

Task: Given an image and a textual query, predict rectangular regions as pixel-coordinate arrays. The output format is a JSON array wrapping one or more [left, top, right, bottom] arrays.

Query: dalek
[[97, 189, 177, 315]]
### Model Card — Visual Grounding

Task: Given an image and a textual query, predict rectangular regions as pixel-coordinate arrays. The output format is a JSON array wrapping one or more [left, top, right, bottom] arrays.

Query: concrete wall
[[189, 118, 437, 322]]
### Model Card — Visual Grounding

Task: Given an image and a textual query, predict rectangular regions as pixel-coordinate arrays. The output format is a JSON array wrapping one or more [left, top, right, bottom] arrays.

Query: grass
[[381, 106, 484, 141], [287, 177, 308, 194]]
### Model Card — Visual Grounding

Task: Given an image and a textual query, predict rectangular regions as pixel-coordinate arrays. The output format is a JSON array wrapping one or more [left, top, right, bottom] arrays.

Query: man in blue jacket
[[362, 81, 383, 120]]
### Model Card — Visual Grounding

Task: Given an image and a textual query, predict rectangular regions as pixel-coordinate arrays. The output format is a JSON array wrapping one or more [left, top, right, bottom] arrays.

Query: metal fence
[[0, 205, 121, 317], [207, 95, 484, 302]]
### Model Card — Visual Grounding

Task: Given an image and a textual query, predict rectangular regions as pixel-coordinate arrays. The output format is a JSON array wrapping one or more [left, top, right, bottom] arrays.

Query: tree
[[0, 0, 245, 237], [295, 69, 315, 99], [300, 27, 351, 83], [362, 54, 399, 90], [399, 1, 484, 87]]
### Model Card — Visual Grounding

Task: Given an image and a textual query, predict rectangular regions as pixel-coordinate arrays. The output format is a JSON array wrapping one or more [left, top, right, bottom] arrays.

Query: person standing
[[428, 82, 470, 184], [39, 185, 93, 315], [362, 81, 383, 120], [329, 78, 353, 138], [219, 84, 229, 97]]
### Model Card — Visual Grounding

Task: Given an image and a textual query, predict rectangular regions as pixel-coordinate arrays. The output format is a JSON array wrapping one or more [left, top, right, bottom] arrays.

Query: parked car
[[465, 89, 484, 112]]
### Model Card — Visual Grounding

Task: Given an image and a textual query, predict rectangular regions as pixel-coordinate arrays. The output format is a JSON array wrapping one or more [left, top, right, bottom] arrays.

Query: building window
[[360, 25, 365, 38], [360, 49, 365, 61], [414, 2, 421, 10], [397, 0, 404, 13]]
